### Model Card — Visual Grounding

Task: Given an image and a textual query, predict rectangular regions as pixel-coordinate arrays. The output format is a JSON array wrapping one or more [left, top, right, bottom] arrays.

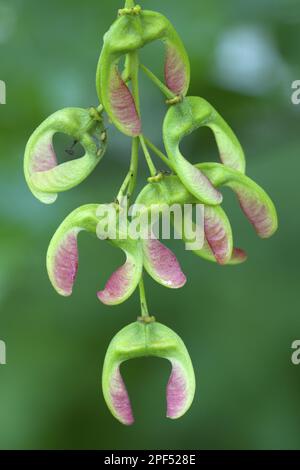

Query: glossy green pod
[[24, 107, 107, 204], [96, 10, 190, 136], [46, 204, 143, 305], [163, 96, 247, 204]]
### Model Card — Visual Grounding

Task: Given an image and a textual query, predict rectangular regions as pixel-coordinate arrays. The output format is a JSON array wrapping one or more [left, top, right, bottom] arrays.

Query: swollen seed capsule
[[24, 107, 107, 204], [102, 320, 196, 425]]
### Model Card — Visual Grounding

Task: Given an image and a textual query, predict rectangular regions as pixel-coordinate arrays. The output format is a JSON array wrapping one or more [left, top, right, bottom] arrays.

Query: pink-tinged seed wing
[[143, 238, 186, 289], [25, 130, 58, 204], [52, 230, 80, 296], [193, 239, 247, 265], [236, 185, 275, 238], [167, 361, 191, 419], [204, 206, 233, 265], [172, 210, 246, 266], [47, 205, 99, 296], [197, 163, 278, 239], [109, 367, 134, 426], [95, 207, 143, 306], [108, 67, 141, 137], [165, 44, 188, 96], [147, 322, 196, 420], [102, 322, 146, 425], [31, 131, 57, 172], [97, 258, 140, 306]]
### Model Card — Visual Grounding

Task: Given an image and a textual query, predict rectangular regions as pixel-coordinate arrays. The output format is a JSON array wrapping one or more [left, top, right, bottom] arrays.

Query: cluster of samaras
[[24, 5, 277, 425]]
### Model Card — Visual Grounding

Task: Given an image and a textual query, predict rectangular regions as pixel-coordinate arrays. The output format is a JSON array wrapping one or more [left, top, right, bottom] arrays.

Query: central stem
[[129, 51, 140, 115], [139, 277, 149, 318], [124, 20, 154, 320], [125, 0, 135, 9], [125, 50, 140, 200]]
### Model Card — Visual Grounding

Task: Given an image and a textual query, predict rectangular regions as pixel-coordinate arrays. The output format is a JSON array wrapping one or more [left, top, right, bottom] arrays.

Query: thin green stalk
[[117, 167, 133, 201], [119, 49, 140, 201], [125, 0, 135, 8], [129, 51, 140, 114], [127, 137, 139, 198], [139, 277, 149, 318], [139, 135, 157, 177], [140, 63, 176, 100], [144, 137, 175, 171]]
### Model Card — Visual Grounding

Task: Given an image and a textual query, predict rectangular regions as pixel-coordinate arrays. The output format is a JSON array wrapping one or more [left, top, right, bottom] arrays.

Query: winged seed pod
[[135, 163, 277, 265], [163, 96, 247, 205], [135, 175, 234, 264], [102, 320, 196, 425], [96, 9, 190, 136], [46, 204, 143, 305], [24, 107, 107, 204]]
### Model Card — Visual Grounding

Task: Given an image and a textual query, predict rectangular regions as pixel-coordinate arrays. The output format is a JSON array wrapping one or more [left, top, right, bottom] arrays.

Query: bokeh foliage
[[0, 0, 300, 450]]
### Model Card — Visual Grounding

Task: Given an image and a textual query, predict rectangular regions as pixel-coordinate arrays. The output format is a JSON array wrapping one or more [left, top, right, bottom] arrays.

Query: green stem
[[118, 50, 140, 202], [129, 52, 140, 114], [140, 63, 176, 100], [127, 137, 139, 198], [125, 0, 135, 8], [139, 135, 157, 177], [117, 173, 131, 200], [139, 277, 149, 318], [144, 137, 175, 171]]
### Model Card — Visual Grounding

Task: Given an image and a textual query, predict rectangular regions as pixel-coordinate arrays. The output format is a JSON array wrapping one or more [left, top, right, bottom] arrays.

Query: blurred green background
[[0, 0, 300, 450]]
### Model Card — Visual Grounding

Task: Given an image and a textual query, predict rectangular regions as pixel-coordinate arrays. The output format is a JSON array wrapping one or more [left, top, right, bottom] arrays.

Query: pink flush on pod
[[110, 367, 134, 426], [197, 163, 278, 240], [237, 187, 274, 239], [204, 206, 233, 265], [53, 230, 79, 296], [31, 131, 57, 172], [143, 237, 187, 289], [46, 205, 99, 297], [165, 44, 188, 96], [109, 68, 141, 137], [166, 361, 190, 419], [97, 259, 139, 306]]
